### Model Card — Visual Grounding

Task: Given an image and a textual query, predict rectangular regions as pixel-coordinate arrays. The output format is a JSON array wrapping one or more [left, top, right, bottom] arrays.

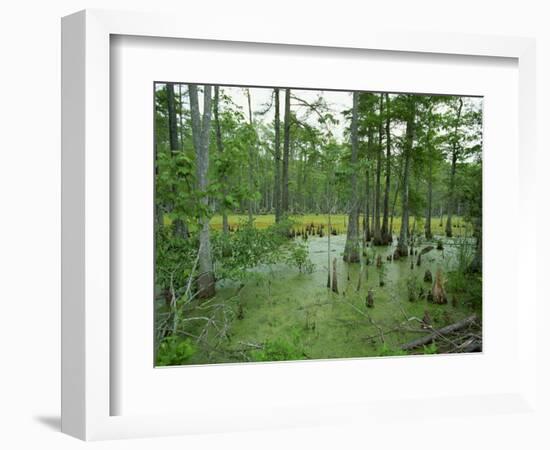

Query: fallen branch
[[400, 315, 478, 351]]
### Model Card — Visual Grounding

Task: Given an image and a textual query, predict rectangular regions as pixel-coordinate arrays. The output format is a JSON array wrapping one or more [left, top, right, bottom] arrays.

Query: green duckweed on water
[[156, 225, 481, 366]]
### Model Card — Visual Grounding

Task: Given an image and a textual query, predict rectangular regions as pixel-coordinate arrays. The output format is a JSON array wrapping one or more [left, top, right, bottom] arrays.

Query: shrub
[[286, 242, 314, 274], [376, 343, 407, 357], [422, 342, 438, 355], [156, 336, 196, 366], [251, 339, 303, 362]]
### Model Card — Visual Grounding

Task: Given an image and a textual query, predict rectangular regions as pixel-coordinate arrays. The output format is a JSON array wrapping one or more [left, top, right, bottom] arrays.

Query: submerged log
[[400, 315, 478, 351], [416, 245, 434, 266], [420, 245, 434, 255]]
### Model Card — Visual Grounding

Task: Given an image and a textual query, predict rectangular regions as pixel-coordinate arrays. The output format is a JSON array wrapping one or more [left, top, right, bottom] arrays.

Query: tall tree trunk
[[327, 181, 332, 288], [397, 96, 416, 257], [364, 127, 373, 243], [166, 83, 188, 238], [425, 104, 434, 240], [469, 207, 482, 273], [373, 94, 383, 245], [188, 84, 215, 299], [213, 86, 229, 235], [344, 92, 360, 263], [282, 88, 291, 215], [381, 93, 391, 244], [445, 98, 463, 238], [273, 88, 282, 222], [178, 84, 184, 149], [365, 171, 371, 242], [246, 88, 254, 223], [425, 157, 433, 239], [167, 84, 179, 154], [389, 158, 403, 240]]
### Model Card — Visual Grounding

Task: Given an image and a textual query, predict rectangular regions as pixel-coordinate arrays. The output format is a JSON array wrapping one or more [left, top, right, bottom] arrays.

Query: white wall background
[[0, 1, 547, 448]]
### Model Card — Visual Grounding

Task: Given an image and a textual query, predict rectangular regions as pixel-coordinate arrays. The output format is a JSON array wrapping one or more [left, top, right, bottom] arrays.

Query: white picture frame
[[61, 9, 537, 441]]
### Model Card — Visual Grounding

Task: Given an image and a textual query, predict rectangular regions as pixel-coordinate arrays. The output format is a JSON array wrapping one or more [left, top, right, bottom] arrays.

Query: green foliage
[[377, 261, 387, 286], [286, 242, 314, 274], [251, 328, 305, 362], [212, 222, 285, 279], [251, 339, 304, 362], [406, 273, 421, 302], [153, 84, 483, 366], [156, 336, 196, 366], [422, 342, 438, 355], [445, 237, 482, 310], [155, 226, 198, 297], [211, 219, 311, 280], [376, 343, 407, 357]]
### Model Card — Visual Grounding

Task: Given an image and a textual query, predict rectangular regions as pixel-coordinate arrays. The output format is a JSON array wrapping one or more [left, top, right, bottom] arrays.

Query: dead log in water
[[400, 315, 478, 351]]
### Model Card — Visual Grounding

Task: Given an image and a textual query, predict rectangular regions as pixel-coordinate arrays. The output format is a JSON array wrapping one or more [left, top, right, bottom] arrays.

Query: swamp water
[[183, 233, 477, 365]]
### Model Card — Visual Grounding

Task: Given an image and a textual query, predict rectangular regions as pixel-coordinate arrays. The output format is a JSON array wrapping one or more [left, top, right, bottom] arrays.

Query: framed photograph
[[62, 9, 537, 441]]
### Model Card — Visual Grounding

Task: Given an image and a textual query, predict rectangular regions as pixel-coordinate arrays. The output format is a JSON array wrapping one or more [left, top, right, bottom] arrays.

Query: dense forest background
[[154, 83, 483, 366]]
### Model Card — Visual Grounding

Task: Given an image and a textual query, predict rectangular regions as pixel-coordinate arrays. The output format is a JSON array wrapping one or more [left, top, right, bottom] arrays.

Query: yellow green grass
[[208, 214, 472, 237]]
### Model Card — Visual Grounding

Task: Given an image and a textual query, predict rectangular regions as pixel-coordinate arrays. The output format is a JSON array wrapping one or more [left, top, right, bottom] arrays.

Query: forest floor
[[177, 216, 481, 365]]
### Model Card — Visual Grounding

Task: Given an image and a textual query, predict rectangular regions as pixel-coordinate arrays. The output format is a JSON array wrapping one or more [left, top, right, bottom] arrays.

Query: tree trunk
[[397, 96, 416, 257], [188, 84, 215, 299], [389, 171, 401, 240], [445, 98, 463, 238], [425, 104, 434, 240], [469, 185, 482, 273], [469, 215, 482, 273], [373, 94, 383, 245], [166, 83, 188, 238], [282, 88, 291, 215], [425, 157, 433, 239], [213, 86, 229, 235], [246, 88, 254, 223], [381, 93, 391, 244], [327, 196, 332, 288], [365, 171, 371, 243], [274, 88, 282, 222], [344, 92, 360, 263], [167, 84, 179, 154]]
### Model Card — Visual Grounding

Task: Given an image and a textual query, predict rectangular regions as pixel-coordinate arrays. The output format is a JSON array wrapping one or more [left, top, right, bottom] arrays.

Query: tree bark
[[344, 92, 360, 263], [425, 158, 433, 240], [246, 88, 255, 223], [213, 86, 229, 235], [397, 96, 416, 257], [373, 94, 384, 245], [425, 104, 434, 240], [282, 88, 291, 215], [188, 84, 215, 299], [445, 98, 463, 238], [381, 93, 391, 244], [274, 88, 282, 222], [166, 83, 188, 239], [166, 84, 179, 154], [327, 196, 332, 288]]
